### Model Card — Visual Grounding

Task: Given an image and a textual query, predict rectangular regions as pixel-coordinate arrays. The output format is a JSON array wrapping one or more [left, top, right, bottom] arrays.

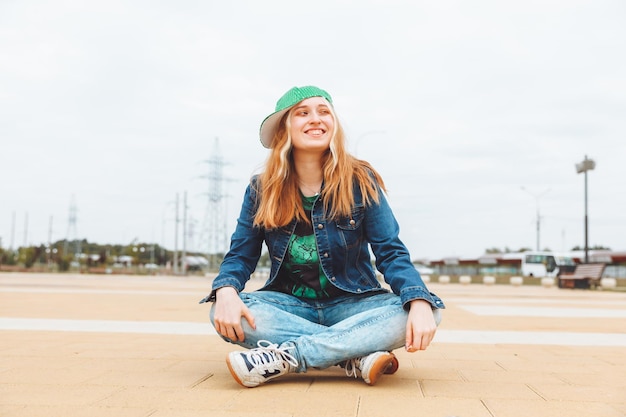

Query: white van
[[502, 252, 575, 278]]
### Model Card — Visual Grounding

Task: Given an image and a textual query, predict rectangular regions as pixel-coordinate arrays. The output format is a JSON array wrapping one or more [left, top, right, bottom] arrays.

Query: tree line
[[1, 239, 188, 272], [0, 239, 273, 273]]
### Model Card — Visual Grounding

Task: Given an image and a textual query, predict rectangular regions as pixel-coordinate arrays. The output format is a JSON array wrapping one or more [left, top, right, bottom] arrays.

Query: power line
[[199, 137, 233, 270], [64, 195, 80, 257]]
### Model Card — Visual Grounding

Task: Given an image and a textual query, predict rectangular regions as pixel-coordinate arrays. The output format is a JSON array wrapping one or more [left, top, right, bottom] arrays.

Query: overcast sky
[[1, 0, 625, 261]]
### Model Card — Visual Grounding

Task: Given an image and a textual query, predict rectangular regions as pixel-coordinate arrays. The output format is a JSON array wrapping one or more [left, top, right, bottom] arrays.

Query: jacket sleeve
[[364, 188, 445, 310], [199, 179, 264, 303]]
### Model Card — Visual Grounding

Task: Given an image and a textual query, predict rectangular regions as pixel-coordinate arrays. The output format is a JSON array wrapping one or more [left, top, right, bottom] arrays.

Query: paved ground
[[1, 272, 625, 417]]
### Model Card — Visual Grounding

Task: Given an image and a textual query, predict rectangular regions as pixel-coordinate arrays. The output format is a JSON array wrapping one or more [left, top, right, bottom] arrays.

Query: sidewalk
[[1, 273, 625, 417]]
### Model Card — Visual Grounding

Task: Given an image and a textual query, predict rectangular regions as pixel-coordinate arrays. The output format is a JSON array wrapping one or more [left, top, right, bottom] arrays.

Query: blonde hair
[[253, 100, 386, 229]]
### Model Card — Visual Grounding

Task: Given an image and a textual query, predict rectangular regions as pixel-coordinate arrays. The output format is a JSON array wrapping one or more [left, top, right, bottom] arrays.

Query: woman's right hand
[[212, 286, 256, 342]]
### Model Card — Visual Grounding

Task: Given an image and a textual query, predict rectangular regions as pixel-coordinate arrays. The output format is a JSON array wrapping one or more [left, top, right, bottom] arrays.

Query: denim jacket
[[200, 176, 444, 310]]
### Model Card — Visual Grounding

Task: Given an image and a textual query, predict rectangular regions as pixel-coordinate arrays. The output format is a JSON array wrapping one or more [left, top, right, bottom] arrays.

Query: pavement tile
[[359, 395, 492, 417], [483, 398, 626, 417], [70, 358, 184, 373], [92, 369, 212, 388], [96, 386, 240, 409], [0, 367, 108, 385], [530, 382, 625, 403], [457, 369, 565, 385], [392, 366, 464, 382], [306, 373, 424, 394], [1, 405, 155, 417], [162, 359, 216, 373], [0, 383, 123, 407], [0, 355, 86, 371], [557, 370, 626, 387], [0, 405, 24, 416], [150, 409, 293, 417], [421, 380, 542, 400], [410, 358, 507, 372], [220, 389, 359, 416], [614, 402, 626, 416], [495, 355, 615, 373]]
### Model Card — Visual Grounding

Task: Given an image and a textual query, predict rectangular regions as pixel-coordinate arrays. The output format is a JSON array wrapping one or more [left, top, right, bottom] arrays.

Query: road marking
[[1, 288, 200, 296], [2, 318, 625, 346], [436, 329, 626, 346], [459, 305, 626, 318], [0, 318, 212, 335]]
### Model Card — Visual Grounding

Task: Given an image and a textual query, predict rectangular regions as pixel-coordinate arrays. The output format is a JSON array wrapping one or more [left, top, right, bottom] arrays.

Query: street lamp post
[[174, 193, 179, 275], [575, 155, 596, 264]]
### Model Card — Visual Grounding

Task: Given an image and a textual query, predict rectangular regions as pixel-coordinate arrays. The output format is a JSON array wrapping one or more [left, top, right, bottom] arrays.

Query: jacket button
[[317, 224, 324, 229], [330, 277, 336, 281], [349, 219, 356, 226], [323, 253, 329, 258]]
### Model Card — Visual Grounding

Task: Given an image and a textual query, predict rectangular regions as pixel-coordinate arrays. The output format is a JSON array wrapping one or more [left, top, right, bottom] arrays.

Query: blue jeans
[[210, 290, 442, 373]]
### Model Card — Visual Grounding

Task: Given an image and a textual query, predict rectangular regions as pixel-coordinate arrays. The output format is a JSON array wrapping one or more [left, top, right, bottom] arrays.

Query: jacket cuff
[[198, 279, 242, 304], [400, 286, 446, 310]]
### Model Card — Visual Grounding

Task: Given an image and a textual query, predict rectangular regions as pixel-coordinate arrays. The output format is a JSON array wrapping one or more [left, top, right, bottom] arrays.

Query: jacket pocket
[[336, 206, 365, 248]]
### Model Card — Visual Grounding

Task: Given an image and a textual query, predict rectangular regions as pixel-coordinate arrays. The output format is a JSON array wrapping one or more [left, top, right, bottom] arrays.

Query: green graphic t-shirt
[[269, 194, 345, 299]]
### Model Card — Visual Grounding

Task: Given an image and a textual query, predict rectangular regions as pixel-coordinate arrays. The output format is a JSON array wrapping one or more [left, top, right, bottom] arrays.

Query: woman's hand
[[405, 299, 437, 352], [213, 287, 256, 342]]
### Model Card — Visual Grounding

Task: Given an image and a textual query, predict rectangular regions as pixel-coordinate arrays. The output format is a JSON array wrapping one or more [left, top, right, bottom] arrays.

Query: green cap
[[259, 86, 333, 148]]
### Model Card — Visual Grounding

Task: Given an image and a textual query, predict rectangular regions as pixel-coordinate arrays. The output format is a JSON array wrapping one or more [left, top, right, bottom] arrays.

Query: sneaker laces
[[344, 357, 362, 379], [243, 340, 299, 371]]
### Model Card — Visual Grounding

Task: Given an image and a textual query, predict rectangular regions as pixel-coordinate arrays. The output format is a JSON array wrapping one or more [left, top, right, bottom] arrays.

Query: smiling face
[[288, 97, 335, 153]]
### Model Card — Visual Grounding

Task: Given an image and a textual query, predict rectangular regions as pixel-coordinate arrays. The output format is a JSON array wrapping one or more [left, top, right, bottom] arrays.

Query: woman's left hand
[[405, 299, 437, 352]]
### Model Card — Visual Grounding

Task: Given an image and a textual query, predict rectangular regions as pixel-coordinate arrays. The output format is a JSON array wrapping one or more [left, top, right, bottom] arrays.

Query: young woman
[[200, 85, 444, 388]]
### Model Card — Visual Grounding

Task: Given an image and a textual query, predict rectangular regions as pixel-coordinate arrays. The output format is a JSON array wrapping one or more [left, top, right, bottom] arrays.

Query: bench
[[558, 263, 605, 289]]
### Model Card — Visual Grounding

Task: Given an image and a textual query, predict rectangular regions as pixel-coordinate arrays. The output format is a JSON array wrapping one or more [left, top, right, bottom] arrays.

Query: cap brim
[[259, 108, 289, 148]]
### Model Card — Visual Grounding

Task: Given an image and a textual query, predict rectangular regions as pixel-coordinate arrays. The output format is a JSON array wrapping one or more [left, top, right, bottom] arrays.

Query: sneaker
[[344, 351, 397, 385], [226, 340, 298, 388], [385, 355, 399, 375], [340, 354, 399, 375]]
